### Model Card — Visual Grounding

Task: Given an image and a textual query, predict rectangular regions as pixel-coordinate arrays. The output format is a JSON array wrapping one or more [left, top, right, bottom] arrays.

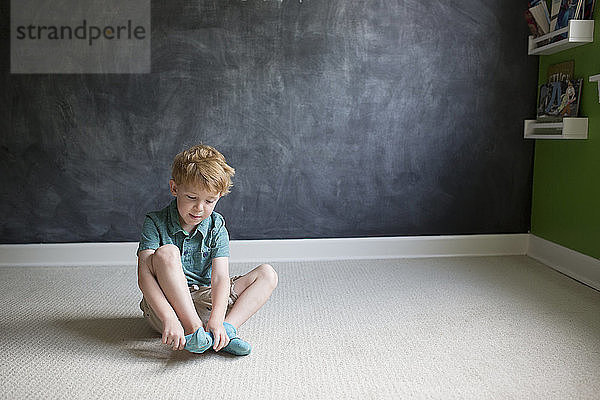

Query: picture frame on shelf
[[537, 78, 583, 122]]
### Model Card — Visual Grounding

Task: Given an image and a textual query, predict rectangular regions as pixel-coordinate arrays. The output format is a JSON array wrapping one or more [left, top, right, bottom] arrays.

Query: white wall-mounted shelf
[[590, 74, 600, 103], [524, 117, 588, 139], [528, 19, 594, 55]]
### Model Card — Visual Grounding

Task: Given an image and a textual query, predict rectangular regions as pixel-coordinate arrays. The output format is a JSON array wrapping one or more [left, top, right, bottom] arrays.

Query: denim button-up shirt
[[137, 199, 230, 286]]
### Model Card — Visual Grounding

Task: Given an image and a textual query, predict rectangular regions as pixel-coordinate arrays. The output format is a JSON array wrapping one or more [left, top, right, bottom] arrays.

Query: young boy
[[137, 144, 278, 356]]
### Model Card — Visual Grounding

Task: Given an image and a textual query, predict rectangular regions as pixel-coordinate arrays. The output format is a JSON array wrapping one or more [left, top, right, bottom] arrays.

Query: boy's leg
[[224, 263, 278, 329], [147, 244, 203, 335]]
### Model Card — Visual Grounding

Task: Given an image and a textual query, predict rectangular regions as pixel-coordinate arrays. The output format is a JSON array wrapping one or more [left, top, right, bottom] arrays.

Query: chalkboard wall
[[0, 0, 538, 243]]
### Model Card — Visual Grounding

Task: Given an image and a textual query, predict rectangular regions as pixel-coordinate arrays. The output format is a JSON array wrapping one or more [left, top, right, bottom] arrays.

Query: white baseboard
[[0, 234, 529, 266], [0, 242, 140, 267], [229, 234, 529, 262], [527, 235, 600, 291]]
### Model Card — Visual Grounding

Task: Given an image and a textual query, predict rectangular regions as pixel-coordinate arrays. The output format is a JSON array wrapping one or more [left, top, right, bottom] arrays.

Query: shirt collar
[[167, 198, 211, 238], [167, 199, 184, 236]]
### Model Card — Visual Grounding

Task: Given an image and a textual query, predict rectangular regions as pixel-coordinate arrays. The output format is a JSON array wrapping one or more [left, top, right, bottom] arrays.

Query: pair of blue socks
[[184, 322, 251, 356]]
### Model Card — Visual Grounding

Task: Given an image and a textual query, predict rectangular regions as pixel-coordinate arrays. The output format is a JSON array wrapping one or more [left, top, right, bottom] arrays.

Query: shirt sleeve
[[211, 219, 230, 258], [137, 216, 160, 254]]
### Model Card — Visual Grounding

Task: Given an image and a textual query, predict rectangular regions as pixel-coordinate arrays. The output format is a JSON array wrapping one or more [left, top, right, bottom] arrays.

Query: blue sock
[[222, 322, 252, 356], [209, 322, 252, 356], [184, 327, 213, 354]]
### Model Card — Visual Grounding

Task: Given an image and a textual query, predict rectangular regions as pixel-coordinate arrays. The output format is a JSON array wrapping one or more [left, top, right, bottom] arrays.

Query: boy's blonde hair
[[171, 144, 235, 195]]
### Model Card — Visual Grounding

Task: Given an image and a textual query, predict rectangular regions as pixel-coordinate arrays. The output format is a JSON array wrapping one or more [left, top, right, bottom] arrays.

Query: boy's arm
[[137, 249, 185, 348], [206, 256, 230, 351]]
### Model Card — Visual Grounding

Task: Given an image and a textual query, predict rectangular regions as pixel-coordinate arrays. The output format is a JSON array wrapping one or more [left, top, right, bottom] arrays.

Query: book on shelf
[[529, 1, 551, 34], [525, 8, 546, 37], [537, 78, 583, 122], [583, 0, 596, 19], [550, 0, 562, 31], [574, 0, 596, 19]]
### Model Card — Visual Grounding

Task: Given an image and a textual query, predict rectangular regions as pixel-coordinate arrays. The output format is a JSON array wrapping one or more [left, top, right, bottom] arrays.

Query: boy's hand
[[206, 319, 230, 352], [162, 318, 186, 351]]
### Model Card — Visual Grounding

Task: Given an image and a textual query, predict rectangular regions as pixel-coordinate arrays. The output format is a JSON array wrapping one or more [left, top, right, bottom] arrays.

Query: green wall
[[531, 12, 600, 259]]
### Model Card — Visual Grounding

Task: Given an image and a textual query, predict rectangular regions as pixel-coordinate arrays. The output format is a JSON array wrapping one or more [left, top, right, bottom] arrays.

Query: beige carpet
[[0, 256, 599, 399]]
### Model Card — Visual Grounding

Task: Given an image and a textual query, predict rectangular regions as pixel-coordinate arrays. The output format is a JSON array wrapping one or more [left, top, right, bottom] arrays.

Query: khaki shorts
[[140, 276, 241, 333]]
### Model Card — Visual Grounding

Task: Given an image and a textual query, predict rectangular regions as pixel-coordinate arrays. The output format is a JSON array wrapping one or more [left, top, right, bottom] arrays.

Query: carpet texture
[[0, 256, 599, 399]]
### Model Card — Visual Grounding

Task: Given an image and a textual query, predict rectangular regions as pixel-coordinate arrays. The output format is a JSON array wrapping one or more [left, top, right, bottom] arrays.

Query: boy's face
[[169, 180, 221, 233]]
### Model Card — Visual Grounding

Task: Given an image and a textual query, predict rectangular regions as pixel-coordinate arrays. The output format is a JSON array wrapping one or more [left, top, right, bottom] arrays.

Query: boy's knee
[[151, 244, 181, 270], [257, 263, 278, 289]]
